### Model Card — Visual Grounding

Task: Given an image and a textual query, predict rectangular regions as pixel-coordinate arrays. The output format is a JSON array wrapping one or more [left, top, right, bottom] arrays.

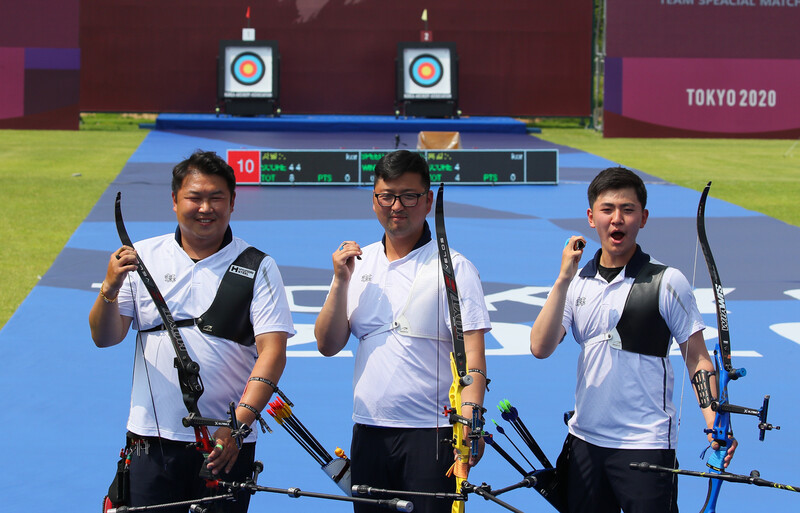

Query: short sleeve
[[453, 256, 492, 333], [660, 267, 705, 345], [251, 256, 296, 338]]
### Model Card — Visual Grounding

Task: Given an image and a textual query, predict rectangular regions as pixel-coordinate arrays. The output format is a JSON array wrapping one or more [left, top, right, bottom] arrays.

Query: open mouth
[[610, 231, 625, 241]]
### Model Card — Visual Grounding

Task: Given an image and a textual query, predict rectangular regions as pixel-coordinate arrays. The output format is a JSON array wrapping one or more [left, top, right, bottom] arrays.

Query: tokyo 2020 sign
[[604, 1, 800, 138]]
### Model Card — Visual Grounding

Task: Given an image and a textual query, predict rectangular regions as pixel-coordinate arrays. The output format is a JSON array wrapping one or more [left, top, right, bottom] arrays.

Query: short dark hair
[[587, 166, 647, 209], [172, 150, 236, 196], [373, 150, 430, 190]]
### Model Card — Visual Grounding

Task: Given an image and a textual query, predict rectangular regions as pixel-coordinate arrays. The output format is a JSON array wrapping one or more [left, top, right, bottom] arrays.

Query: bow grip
[[706, 446, 726, 472]]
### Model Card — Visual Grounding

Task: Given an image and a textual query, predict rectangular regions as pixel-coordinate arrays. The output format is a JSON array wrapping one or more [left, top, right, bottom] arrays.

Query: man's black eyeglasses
[[374, 192, 426, 208]]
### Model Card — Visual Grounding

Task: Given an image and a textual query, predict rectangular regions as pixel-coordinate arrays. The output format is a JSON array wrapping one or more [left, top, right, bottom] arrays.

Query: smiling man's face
[[172, 170, 235, 259]]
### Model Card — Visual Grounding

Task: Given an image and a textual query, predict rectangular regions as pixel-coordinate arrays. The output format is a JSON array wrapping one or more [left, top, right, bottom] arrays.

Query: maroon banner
[[79, 0, 593, 116], [604, 0, 800, 138]]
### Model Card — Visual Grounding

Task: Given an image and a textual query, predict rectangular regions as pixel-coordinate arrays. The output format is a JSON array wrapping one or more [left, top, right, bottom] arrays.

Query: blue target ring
[[231, 52, 265, 86], [409, 54, 443, 87]]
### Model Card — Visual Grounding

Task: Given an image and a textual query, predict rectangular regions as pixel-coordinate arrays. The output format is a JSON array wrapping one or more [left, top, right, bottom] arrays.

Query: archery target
[[222, 44, 274, 98], [409, 54, 443, 87], [231, 52, 265, 86], [401, 47, 453, 99]]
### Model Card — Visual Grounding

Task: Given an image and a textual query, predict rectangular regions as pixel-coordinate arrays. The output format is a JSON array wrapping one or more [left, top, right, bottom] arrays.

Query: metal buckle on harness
[[584, 329, 622, 350]]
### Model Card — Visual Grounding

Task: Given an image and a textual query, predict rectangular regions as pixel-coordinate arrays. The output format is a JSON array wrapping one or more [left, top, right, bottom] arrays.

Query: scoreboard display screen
[[358, 151, 392, 185], [426, 150, 523, 183], [228, 149, 558, 185], [260, 151, 360, 184]]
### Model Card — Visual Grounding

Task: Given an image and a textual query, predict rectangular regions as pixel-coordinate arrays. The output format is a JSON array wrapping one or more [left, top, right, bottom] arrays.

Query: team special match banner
[[604, 0, 800, 138]]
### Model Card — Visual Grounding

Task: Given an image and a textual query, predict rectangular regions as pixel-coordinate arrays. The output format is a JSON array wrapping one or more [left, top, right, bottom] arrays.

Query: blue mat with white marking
[[1, 116, 798, 513]]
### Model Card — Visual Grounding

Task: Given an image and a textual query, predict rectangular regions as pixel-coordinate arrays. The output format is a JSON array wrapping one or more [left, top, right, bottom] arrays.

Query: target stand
[[395, 42, 459, 118], [218, 40, 280, 116]]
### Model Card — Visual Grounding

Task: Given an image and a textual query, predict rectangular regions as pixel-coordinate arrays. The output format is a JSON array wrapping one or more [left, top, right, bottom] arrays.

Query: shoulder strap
[[358, 247, 448, 342], [137, 247, 268, 346]]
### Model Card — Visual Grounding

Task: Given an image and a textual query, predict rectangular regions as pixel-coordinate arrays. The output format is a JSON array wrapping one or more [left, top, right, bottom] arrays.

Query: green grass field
[[0, 115, 798, 329], [0, 120, 148, 328], [536, 127, 800, 226]]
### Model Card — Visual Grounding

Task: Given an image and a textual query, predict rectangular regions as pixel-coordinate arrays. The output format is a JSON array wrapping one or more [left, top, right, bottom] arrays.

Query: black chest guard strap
[[141, 247, 267, 346], [616, 262, 672, 358]]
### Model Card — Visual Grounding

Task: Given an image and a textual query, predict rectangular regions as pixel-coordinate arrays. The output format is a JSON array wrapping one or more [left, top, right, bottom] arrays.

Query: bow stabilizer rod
[[630, 462, 799, 493]]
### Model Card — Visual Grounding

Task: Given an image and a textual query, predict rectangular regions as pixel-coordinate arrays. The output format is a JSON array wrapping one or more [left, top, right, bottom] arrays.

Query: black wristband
[[249, 376, 279, 391], [460, 401, 487, 414], [468, 368, 491, 391], [238, 402, 271, 434]]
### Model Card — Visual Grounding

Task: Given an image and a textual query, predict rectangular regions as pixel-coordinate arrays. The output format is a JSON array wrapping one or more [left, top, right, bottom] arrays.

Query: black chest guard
[[141, 246, 267, 346], [616, 262, 672, 358]]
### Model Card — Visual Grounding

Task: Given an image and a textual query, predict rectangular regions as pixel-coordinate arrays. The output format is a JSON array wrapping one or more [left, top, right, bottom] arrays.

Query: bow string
[[634, 182, 783, 512], [693, 182, 783, 511], [114, 193, 251, 465]]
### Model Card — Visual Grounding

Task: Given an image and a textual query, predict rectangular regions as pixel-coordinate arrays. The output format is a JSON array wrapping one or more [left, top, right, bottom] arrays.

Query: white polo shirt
[[118, 232, 295, 442], [346, 238, 491, 428], [562, 247, 704, 449]]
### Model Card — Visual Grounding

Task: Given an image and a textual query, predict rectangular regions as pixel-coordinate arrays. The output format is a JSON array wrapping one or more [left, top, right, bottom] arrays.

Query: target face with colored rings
[[231, 52, 265, 85], [409, 54, 443, 87]]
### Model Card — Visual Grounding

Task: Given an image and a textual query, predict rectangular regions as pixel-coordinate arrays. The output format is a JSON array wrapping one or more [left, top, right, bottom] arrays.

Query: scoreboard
[[228, 149, 558, 185]]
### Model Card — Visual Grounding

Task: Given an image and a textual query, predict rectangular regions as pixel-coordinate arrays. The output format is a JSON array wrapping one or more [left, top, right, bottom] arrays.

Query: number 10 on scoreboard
[[228, 150, 261, 183]]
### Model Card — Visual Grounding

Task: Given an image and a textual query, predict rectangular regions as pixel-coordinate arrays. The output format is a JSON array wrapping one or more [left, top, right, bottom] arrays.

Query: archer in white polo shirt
[[530, 167, 735, 513], [90, 151, 293, 513], [315, 150, 491, 513]]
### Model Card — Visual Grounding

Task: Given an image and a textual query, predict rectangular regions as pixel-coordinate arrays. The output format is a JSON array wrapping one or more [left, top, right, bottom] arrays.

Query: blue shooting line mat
[[1, 117, 798, 512]]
